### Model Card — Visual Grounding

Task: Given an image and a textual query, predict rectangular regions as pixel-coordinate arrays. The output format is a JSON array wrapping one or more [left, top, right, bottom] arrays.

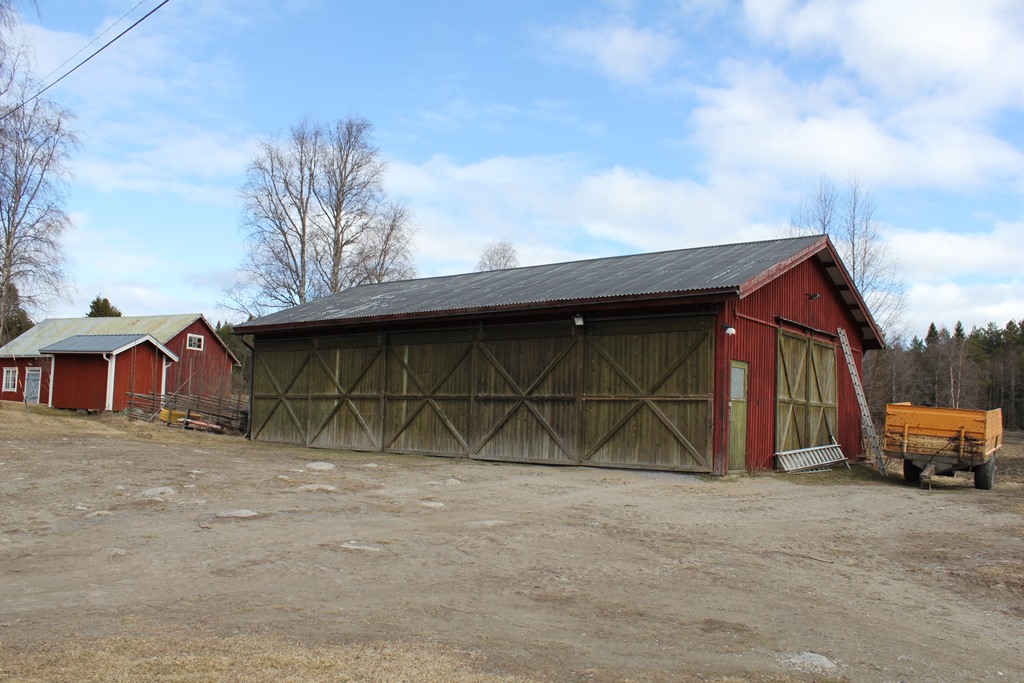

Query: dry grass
[[779, 461, 886, 486], [0, 635, 543, 683], [0, 635, 832, 683]]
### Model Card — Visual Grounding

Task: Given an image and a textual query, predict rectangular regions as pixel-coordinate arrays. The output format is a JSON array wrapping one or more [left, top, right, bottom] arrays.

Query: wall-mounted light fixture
[[806, 292, 821, 300], [722, 325, 736, 336], [574, 314, 584, 326]]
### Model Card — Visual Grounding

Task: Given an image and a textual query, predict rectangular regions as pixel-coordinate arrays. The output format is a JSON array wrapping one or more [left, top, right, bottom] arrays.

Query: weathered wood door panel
[[307, 335, 384, 451], [252, 340, 313, 445], [252, 316, 717, 473], [473, 324, 578, 463], [776, 331, 837, 452], [582, 318, 714, 471], [384, 331, 473, 456]]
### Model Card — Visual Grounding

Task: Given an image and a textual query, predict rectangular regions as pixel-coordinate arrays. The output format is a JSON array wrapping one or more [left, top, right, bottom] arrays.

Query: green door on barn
[[251, 334, 385, 449], [581, 317, 714, 471], [473, 323, 579, 464], [729, 360, 748, 471], [776, 331, 838, 452], [384, 330, 474, 456]]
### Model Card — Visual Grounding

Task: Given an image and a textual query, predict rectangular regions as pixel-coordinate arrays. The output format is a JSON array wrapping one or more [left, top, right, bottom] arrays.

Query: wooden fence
[[126, 391, 248, 433]]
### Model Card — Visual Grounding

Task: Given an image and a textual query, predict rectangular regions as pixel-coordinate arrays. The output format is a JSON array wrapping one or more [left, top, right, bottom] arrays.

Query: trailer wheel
[[903, 460, 922, 484], [974, 456, 996, 490]]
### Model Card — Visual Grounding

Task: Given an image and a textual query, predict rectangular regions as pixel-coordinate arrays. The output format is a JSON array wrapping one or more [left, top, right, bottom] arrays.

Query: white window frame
[[186, 333, 205, 351], [3, 367, 17, 392]]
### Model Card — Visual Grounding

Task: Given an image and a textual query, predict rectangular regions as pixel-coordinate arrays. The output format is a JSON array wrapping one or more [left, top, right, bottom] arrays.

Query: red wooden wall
[[0, 357, 52, 405], [163, 319, 234, 399], [50, 355, 108, 411], [716, 254, 869, 471], [112, 344, 163, 411]]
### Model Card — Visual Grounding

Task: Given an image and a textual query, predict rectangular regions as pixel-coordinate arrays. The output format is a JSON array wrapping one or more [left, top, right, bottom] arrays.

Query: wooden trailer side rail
[[883, 404, 1002, 463]]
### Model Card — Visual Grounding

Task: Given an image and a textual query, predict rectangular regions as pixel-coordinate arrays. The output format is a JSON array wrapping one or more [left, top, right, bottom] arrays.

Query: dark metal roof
[[38, 333, 180, 360], [237, 236, 830, 332]]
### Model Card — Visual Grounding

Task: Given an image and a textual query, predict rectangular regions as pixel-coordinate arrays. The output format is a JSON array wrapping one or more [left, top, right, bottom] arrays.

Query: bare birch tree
[[228, 116, 415, 316], [476, 239, 519, 271], [353, 201, 416, 284], [0, 78, 77, 343], [312, 116, 386, 294], [790, 174, 906, 339], [229, 120, 319, 317]]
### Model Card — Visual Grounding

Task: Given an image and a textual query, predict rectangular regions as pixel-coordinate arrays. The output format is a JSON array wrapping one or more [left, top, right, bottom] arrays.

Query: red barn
[[236, 236, 884, 474], [0, 314, 239, 410]]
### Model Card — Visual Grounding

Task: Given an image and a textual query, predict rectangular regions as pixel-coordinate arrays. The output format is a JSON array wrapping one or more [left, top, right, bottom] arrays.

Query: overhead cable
[[0, 0, 173, 122]]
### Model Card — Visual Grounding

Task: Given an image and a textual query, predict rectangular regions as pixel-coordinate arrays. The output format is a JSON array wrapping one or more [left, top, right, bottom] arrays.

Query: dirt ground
[[1, 402, 1022, 683]]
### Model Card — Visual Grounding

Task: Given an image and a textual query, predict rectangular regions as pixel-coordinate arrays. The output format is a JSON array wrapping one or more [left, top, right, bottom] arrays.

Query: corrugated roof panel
[[237, 236, 824, 331], [39, 334, 150, 354], [0, 314, 200, 357]]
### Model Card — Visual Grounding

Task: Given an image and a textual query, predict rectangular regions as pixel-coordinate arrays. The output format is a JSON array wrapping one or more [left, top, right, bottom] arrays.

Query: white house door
[[24, 368, 41, 404]]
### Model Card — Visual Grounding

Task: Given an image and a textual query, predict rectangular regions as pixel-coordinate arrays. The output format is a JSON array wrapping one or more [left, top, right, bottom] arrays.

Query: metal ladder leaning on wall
[[837, 327, 887, 476]]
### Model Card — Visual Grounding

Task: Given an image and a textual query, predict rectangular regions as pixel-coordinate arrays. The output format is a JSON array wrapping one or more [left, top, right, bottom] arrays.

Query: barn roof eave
[[233, 288, 740, 336]]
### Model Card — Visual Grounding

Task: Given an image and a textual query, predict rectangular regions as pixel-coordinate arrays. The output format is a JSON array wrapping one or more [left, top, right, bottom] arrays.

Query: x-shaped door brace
[[384, 343, 473, 452], [252, 351, 312, 440], [583, 334, 709, 464], [473, 339, 578, 457], [778, 338, 837, 447], [305, 346, 384, 449]]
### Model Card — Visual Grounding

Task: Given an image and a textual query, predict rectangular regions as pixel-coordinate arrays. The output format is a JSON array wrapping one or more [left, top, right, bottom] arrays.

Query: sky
[[9, 0, 1024, 339]]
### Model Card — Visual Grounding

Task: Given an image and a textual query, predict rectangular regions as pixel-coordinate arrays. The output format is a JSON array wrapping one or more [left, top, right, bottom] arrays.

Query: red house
[[236, 235, 884, 473], [0, 314, 239, 410]]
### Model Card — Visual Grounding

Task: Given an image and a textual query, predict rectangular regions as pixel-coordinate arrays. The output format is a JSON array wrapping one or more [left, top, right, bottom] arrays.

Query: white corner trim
[[104, 353, 115, 411]]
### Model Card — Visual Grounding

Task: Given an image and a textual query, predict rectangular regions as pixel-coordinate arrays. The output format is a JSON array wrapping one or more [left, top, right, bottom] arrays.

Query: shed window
[[186, 334, 204, 351], [3, 367, 17, 392]]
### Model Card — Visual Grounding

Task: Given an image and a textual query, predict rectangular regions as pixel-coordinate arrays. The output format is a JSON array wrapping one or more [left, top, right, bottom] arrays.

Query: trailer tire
[[974, 456, 995, 490], [903, 460, 922, 484]]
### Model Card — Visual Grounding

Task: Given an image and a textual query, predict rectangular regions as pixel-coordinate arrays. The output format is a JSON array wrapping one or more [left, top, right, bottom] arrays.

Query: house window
[[3, 367, 17, 392], [186, 334, 204, 351]]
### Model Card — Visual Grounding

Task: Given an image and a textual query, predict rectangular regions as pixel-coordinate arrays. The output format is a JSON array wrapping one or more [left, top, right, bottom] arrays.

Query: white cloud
[[389, 153, 777, 274], [743, 0, 1024, 112], [690, 61, 1024, 189], [18, 8, 256, 202], [540, 23, 676, 85], [890, 221, 1024, 283], [905, 281, 1024, 335]]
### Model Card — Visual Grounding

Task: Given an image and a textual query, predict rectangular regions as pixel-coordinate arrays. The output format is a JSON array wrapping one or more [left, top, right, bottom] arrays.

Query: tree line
[[865, 320, 1024, 430]]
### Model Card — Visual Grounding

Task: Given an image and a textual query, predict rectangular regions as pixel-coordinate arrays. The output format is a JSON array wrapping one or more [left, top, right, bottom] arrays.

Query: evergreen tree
[[86, 295, 122, 317], [0, 282, 32, 345]]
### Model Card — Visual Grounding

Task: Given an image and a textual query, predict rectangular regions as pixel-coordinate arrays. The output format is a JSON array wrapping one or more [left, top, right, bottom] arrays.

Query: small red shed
[[39, 334, 178, 412]]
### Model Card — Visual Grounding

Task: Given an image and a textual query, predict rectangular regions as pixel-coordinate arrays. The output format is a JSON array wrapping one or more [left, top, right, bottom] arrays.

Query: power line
[[36, 0, 151, 87], [0, 0, 173, 122]]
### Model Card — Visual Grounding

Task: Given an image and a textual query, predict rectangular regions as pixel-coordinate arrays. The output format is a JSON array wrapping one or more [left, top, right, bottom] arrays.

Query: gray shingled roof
[[237, 236, 828, 332], [38, 334, 179, 360]]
